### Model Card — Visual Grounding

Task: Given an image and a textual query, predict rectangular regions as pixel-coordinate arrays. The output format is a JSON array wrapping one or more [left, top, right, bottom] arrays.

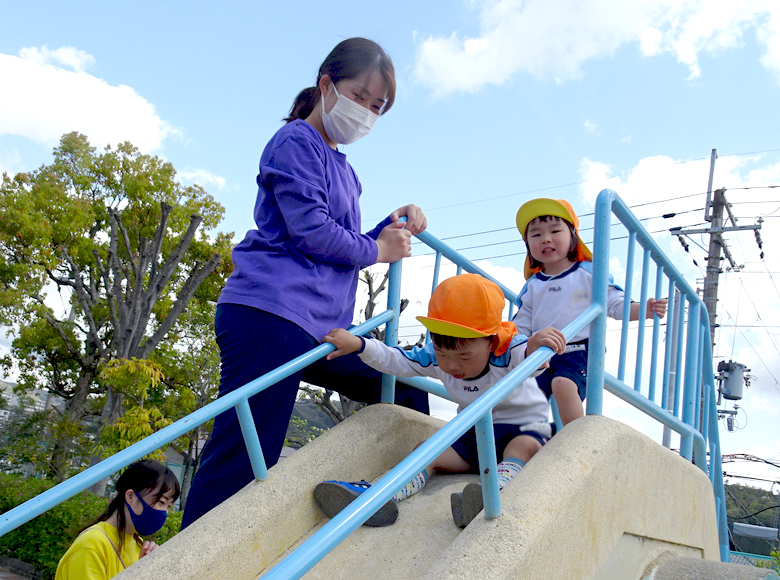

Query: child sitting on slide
[[317, 273, 564, 527]]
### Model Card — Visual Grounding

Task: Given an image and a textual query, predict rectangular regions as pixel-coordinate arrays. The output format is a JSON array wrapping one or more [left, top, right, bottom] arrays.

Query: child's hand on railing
[[647, 298, 668, 319], [526, 327, 566, 358], [324, 328, 364, 360], [629, 297, 669, 321]]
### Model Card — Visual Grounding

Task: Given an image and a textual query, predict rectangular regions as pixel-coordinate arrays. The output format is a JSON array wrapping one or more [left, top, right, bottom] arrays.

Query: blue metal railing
[[1, 188, 728, 572], [587, 189, 728, 561], [0, 312, 396, 537]]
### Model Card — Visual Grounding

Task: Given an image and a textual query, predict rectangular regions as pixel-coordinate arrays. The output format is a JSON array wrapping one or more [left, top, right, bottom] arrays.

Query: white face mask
[[321, 85, 379, 145]]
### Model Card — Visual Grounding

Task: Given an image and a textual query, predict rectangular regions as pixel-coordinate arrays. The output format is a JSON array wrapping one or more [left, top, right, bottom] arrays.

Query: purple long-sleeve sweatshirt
[[219, 120, 392, 341]]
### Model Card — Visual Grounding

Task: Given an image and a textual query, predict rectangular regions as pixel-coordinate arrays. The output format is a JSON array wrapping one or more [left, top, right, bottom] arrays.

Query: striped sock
[[497, 458, 525, 490], [392, 469, 429, 502]]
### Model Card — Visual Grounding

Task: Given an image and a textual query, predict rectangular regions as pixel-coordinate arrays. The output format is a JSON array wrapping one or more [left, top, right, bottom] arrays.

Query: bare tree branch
[[148, 202, 173, 282], [58, 248, 107, 360], [137, 253, 221, 358], [113, 208, 137, 281], [299, 386, 344, 424], [30, 295, 87, 366], [129, 209, 205, 355]]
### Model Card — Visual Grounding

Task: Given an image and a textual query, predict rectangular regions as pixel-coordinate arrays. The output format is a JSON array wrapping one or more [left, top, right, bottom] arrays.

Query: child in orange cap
[[317, 273, 565, 528], [514, 198, 667, 426]]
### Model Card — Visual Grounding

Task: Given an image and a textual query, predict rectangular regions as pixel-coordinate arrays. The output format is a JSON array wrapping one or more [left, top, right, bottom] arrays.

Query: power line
[[410, 219, 707, 262], [731, 506, 779, 521], [364, 160, 756, 224], [723, 147, 780, 157], [737, 279, 780, 358], [763, 260, 780, 304], [721, 303, 780, 387]]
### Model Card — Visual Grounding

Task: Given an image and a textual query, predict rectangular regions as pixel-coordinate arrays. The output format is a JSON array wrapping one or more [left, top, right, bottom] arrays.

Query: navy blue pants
[[181, 303, 429, 529]]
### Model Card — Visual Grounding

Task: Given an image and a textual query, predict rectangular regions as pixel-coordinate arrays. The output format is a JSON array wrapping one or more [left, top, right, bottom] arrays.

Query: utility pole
[[670, 149, 762, 410], [671, 150, 763, 349], [703, 187, 726, 346]]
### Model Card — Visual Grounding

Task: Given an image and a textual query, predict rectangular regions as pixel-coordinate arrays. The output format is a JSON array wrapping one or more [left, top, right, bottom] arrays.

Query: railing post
[[647, 263, 664, 403], [662, 287, 681, 448], [475, 413, 501, 519], [633, 248, 651, 392], [381, 259, 402, 403], [587, 189, 614, 416], [673, 293, 687, 418], [680, 298, 701, 459], [618, 232, 636, 382], [236, 398, 269, 480]]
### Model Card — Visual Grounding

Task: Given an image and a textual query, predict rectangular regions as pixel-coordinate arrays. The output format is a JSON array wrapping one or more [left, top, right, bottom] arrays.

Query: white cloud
[[584, 120, 600, 135], [746, 395, 780, 415], [18, 46, 95, 73], [179, 168, 227, 190], [0, 46, 178, 153], [577, 152, 780, 401], [413, 0, 780, 95]]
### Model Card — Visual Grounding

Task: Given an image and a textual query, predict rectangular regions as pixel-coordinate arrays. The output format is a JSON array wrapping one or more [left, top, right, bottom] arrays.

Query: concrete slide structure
[[118, 405, 765, 580]]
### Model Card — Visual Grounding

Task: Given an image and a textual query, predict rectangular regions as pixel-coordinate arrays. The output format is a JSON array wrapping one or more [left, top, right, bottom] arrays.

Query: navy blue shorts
[[535, 346, 588, 401], [451, 423, 548, 472]]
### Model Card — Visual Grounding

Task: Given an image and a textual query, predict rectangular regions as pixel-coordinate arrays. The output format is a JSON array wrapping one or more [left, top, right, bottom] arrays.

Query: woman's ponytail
[[283, 37, 396, 124], [284, 86, 321, 123]]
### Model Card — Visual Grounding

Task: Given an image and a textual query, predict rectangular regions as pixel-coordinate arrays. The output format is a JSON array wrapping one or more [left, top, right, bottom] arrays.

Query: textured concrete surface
[[649, 556, 780, 579], [118, 409, 727, 580], [116, 404, 443, 580], [423, 415, 721, 579], [274, 470, 480, 579]]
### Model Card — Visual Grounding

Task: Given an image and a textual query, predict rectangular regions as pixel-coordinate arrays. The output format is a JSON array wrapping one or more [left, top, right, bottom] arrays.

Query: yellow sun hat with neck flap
[[515, 198, 593, 279], [416, 273, 517, 356]]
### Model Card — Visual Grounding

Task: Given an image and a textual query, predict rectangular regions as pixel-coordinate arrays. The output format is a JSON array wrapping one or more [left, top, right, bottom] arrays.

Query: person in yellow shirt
[[55, 460, 180, 579]]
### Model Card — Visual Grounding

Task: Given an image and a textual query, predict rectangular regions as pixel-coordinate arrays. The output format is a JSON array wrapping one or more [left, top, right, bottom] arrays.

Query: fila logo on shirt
[[463, 386, 480, 392], [548, 286, 562, 292]]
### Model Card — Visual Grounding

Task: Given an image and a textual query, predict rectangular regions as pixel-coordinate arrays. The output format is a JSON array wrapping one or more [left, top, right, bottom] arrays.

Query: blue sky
[[2, 1, 780, 489]]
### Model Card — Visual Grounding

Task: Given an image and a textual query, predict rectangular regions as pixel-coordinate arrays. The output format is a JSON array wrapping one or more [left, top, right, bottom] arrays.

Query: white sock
[[497, 458, 525, 490], [392, 469, 429, 502]]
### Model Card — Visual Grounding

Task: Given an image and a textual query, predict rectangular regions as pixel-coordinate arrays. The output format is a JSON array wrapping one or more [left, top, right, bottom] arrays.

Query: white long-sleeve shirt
[[358, 335, 548, 425], [513, 261, 626, 343]]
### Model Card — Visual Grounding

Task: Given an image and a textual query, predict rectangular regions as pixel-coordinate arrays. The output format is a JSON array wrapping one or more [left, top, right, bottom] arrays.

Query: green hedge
[[0, 474, 182, 579]]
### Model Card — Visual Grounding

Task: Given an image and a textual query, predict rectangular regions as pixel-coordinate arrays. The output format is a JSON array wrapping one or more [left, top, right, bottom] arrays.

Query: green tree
[[0, 132, 233, 483], [150, 299, 221, 508], [725, 483, 780, 556], [756, 550, 780, 572]]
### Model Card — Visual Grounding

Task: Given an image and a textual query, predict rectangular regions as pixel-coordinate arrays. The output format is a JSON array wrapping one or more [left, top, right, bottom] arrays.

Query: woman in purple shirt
[[181, 38, 428, 528]]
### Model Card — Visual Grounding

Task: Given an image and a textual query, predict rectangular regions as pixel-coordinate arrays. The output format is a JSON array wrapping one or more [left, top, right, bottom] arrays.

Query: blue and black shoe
[[450, 483, 484, 528], [313, 480, 399, 527]]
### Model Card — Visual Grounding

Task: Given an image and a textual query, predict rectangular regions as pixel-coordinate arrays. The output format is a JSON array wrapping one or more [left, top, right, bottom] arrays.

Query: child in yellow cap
[[514, 198, 667, 426], [317, 273, 565, 528]]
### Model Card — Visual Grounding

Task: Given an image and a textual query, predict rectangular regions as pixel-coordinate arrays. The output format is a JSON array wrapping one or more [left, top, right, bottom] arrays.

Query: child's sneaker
[[450, 483, 484, 528], [313, 480, 398, 527]]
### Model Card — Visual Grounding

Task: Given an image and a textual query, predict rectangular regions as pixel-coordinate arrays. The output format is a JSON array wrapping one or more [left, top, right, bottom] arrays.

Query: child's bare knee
[[504, 435, 542, 462], [551, 376, 577, 395]]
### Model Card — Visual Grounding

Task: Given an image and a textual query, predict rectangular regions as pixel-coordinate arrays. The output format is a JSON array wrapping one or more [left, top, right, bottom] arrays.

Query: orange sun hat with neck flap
[[416, 274, 517, 356], [515, 198, 593, 279]]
